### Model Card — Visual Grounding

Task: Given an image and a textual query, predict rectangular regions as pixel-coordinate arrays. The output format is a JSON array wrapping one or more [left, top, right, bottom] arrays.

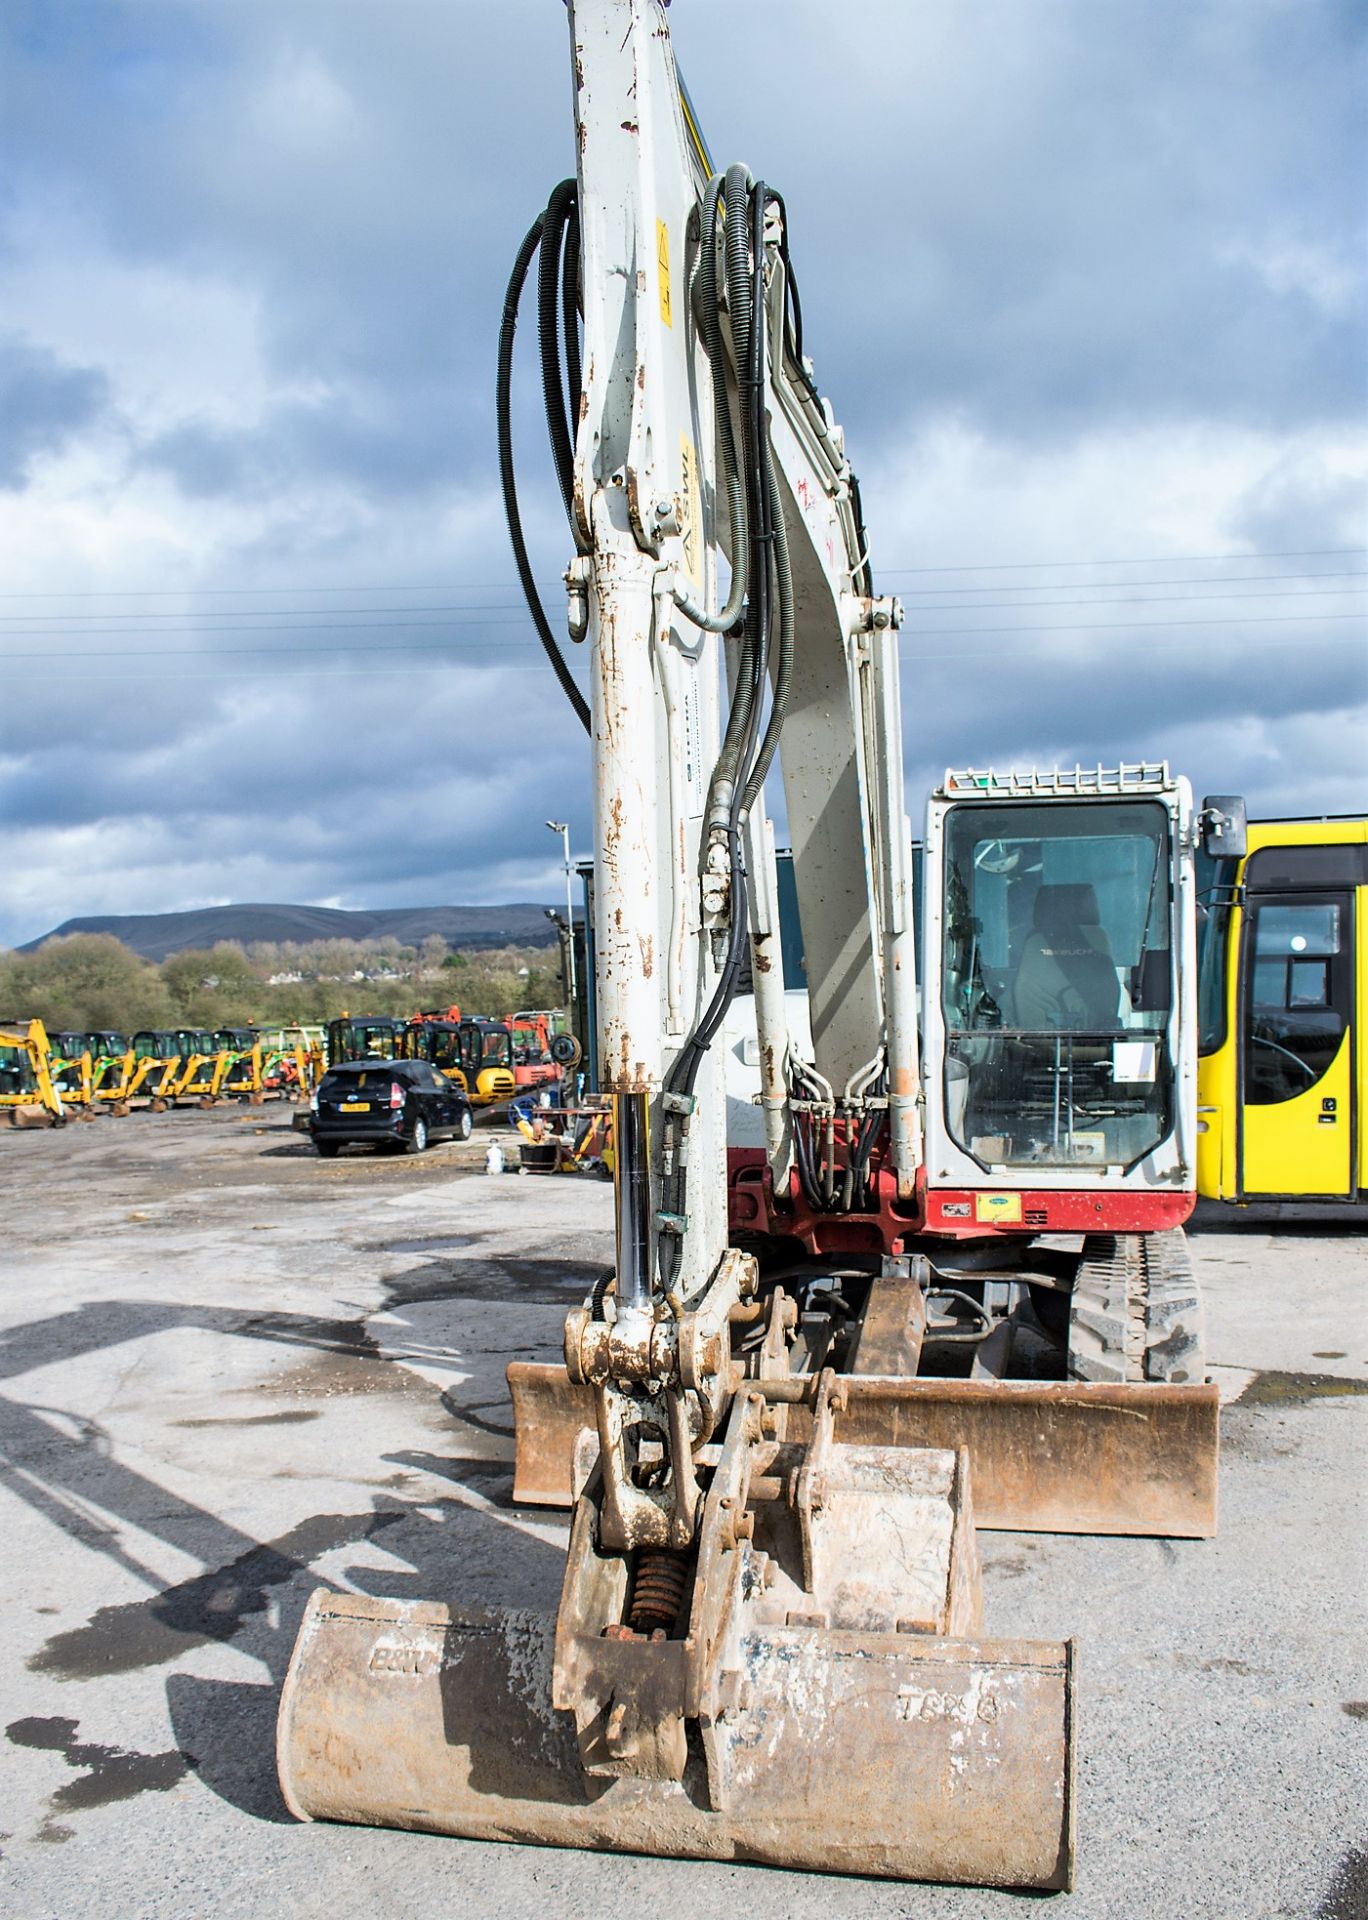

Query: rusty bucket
[[278, 1591, 1074, 1889]]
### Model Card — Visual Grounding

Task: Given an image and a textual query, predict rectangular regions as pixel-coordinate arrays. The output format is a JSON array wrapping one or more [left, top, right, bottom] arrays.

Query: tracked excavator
[[279, 1, 1232, 1888]]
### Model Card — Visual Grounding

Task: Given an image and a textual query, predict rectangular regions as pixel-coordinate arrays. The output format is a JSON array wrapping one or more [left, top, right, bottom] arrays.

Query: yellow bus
[[1196, 815, 1366, 1203]]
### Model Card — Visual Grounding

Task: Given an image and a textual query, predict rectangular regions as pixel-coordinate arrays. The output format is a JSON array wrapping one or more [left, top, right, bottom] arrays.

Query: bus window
[[1245, 900, 1346, 1104]]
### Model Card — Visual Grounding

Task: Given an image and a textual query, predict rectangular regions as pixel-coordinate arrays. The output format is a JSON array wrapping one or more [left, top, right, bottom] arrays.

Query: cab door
[[1239, 891, 1354, 1198]]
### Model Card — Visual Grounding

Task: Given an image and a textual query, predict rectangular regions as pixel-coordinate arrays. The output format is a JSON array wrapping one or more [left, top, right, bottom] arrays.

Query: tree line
[[0, 934, 566, 1034]]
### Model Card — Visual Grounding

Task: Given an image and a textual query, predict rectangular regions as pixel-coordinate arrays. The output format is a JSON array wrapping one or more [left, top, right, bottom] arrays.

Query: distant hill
[[20, 902, 560, 963]]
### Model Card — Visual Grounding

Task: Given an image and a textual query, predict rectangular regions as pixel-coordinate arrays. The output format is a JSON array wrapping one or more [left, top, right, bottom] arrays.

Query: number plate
[[340, 1100, 370, 1112]]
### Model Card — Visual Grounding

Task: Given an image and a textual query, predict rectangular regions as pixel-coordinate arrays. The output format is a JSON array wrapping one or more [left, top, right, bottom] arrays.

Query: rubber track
[[1067, 1228, 1206, 1385]]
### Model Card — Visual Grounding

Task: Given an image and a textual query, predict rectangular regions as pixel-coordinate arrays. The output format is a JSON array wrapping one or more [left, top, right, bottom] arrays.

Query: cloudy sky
[[1, 0, 1363, 948]]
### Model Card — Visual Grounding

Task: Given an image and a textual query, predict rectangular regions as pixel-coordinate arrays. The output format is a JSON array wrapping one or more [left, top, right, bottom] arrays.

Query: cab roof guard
[[940, 762, 1173, 798]]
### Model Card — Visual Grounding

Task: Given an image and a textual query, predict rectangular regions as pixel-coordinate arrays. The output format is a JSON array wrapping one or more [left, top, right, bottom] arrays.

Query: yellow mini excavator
[[0, 1018, 65, 1128], [279, 2, 1228, 1889]]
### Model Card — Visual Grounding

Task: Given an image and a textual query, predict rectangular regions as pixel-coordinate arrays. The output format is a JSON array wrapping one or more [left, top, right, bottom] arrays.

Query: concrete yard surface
[[0, 1109, 1365, 1919]]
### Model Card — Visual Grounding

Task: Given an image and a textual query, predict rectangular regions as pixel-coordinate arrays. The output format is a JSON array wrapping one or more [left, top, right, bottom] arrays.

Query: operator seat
[[1011, 882, 1122, 1031]]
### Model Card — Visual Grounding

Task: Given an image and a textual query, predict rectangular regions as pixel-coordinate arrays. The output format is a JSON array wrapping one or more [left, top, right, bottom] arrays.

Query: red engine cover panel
[[726, 1146, 1194, 1254]]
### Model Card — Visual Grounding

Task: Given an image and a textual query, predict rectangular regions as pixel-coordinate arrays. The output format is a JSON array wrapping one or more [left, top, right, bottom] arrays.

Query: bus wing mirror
[[1200, 794, 1247, 861]]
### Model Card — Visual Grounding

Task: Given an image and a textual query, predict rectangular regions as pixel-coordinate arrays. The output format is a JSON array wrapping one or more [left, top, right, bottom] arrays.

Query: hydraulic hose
[[497, 208, 592, 733], [702, 167, 769, 836], [561, 196, 582, 434], [537, 179, 587, 546], [672, 173, 749, 637], [741, 427, 794, 811]]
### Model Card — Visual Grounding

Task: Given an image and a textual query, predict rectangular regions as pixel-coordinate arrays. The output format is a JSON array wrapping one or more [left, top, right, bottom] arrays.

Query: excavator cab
[[923, 769, 1193, 1202], [127, 1031, 183, 1108], [403, 1015, 516, 1107], [457, 1019, 516, 1106], [325, 1016, 406, 1067], [214, 1028, 265, 1101], [46, 1032, 95, 1114], [81, 1031, 135, 1111]]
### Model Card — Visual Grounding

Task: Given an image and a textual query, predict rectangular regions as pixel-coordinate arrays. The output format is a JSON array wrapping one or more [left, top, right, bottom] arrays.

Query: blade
[[508, 1361, 1219, 1536]]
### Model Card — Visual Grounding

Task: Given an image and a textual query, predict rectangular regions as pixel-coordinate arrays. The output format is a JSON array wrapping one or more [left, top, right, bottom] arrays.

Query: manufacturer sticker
[[656, 219, 672, 328], [679, 432, 702, 584], [975, 1192, 1022, 1224]]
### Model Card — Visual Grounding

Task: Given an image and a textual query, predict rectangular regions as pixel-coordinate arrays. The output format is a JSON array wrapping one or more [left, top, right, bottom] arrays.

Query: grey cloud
[[138, 375, 464, 500], [0, 332, 110, 488], [8, 0, 1361, 491], [1230, 453, 1368, 558]]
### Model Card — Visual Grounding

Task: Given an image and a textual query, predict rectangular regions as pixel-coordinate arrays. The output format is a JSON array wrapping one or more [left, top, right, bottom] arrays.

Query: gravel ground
[[0, 1106, 1364, 1919]]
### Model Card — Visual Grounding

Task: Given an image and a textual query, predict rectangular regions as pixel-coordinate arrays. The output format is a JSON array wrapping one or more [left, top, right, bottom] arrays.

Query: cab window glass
[[940, 800, 1173, 1172]]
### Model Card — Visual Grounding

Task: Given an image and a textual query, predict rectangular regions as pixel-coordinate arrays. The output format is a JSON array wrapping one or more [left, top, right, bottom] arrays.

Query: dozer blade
[[278, 1591, 1075, 1890], [507, 1360, 1219, 1536]]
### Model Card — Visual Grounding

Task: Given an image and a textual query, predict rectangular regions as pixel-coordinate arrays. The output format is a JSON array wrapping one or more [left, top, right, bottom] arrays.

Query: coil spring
[[628, 1548, 689, 1636]]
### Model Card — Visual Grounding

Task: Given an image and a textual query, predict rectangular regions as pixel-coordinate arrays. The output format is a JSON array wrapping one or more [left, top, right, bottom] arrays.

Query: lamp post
[[546, 820, 578, 1016]]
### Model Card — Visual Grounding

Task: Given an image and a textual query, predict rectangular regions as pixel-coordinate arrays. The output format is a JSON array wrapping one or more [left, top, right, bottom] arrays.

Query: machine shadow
[[1187, 1199, 1365, 1236], [1, 1265, 582, 1828]]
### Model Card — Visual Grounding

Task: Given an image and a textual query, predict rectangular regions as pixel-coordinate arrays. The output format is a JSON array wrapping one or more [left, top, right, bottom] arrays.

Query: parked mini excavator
[[279, 1, 1229, 1889], [404, 1011, 518, 1107], [0, 1018, 65, 1127], [126, 1031, 184, 1109]]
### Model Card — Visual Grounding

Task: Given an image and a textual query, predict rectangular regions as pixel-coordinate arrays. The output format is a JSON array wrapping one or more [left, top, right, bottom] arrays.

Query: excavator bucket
[[279, 1595, 1074, 1888], [280, 1405, 1076, 1890], [508, 1360, 1220, 1537]]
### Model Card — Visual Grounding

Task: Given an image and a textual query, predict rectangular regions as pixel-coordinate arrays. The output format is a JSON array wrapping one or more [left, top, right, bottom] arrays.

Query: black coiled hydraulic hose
[[537, 179, 586, 542], [497, 187, 591, 733]]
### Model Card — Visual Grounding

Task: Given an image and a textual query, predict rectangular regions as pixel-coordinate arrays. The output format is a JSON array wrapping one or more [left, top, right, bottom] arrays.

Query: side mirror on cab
[[1200, 793, 1248, 861]]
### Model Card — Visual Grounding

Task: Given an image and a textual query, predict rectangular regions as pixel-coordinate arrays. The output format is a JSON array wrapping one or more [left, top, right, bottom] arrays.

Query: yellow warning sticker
[[679, 432, 702, 584], [657, 219, 672, 328], [974, 1192, 1022, 1224]]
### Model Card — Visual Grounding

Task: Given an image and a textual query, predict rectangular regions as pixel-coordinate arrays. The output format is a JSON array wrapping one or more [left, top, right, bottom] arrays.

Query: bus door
[[1239, 889, 1355, 1198]]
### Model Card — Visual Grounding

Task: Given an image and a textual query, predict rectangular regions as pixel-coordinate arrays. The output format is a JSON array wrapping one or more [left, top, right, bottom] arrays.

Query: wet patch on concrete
[[378, 1255, 607, 1309], [28, 1508, 404, 1681], [173, 1410, 320, 1428], [980, 1546, 1040, 1580], [364, 1232, 480, 1257], [264, 1347, 432, 1402], [6, 1715, 194, 1840], [1316, 1847, 1368, 1920], [1240, 1370, 1368, 1406]]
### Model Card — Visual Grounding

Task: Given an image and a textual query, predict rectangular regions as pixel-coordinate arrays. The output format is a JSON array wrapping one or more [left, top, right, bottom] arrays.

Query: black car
[[309, 1058, 474, 1157]]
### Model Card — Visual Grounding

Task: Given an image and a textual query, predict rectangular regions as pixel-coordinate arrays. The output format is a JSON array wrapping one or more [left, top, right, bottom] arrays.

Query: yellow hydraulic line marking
[[676, 68, 714, 179]]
